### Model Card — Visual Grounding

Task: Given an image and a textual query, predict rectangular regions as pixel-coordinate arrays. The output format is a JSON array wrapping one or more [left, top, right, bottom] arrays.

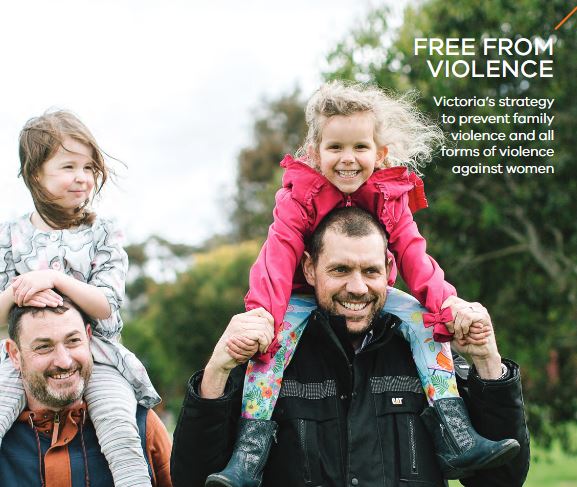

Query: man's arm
[[171, 309, 274, 487], [453, 316, 530, 487], [171, 367, 246, 487]]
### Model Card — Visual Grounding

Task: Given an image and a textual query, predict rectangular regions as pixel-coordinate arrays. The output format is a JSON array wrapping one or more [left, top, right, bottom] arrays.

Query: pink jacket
[[245, 155, 456, 362]]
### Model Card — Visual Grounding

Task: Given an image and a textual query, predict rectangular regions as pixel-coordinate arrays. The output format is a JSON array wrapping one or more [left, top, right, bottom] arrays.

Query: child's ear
[[306, 145, 320, 168], [376, 146, 388, 168]]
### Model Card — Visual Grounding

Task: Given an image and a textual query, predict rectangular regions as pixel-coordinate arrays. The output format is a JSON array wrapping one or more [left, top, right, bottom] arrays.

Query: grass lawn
[[449, 441, 577, 487]]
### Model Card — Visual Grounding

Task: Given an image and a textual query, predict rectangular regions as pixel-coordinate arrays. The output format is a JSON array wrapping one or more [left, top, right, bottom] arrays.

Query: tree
[[123, 241, 260, 408], [231, 90, 307, 241]]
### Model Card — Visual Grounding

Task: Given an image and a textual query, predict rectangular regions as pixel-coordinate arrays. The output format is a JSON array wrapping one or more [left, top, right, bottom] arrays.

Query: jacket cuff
[[184, 369, 239, 416], [468, 359, 521, 405]]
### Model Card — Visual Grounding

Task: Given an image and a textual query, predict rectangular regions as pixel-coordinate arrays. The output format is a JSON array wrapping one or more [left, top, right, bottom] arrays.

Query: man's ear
[[5, 339, 22, 371], [85, 324, 92, 339], [385, 253, 393, 278], [301, 251, 316, 287]]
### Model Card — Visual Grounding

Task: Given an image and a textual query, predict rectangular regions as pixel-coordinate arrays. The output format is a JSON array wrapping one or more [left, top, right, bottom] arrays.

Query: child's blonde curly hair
[[298, 80, 444, 174]]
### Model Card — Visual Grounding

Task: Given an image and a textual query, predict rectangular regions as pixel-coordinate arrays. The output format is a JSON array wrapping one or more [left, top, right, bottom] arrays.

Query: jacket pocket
[[273, 395, 339, 487], [373, 391, 443, 486]]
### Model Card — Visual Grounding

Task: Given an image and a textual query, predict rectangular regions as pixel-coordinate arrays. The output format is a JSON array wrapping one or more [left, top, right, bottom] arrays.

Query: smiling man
[[0, 296, 172, 487], [171, 207, 530, 487]]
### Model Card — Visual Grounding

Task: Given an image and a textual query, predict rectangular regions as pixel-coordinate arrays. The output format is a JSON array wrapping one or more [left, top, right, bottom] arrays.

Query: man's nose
[[346, 271, 368, 295], [52, 344, 73, 369]]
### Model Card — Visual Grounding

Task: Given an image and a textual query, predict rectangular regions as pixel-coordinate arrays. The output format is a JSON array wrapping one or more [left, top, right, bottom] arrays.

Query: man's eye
[[67, 338, 82, 346], [333, 266, 348, 273], [364, 268, 381, 275], [34, 345, 53, 353]]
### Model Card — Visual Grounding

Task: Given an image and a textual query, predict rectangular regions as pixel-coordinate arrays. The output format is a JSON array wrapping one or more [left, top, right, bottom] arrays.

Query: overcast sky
[[0, 0, 404, 245]]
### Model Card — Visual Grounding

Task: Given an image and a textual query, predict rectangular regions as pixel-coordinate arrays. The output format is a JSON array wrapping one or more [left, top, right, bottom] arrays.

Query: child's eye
[[355, 144, 369, 150], [327, 144, 341, 150]]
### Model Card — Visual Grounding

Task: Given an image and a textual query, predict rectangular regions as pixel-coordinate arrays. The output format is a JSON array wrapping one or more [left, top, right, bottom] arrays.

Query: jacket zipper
[[51, 411, 60, 446], [407, 416, 418, 474], [298, 419, 312, 483]]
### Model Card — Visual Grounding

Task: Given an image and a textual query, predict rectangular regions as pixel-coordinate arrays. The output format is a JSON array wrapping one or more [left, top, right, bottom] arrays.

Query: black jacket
[[171, 310, 530, 487]]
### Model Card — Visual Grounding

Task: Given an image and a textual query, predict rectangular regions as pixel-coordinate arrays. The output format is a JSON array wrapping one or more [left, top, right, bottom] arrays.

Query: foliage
[[123, 241, 260, 408], [324, 0, 577, 447], [231, 89, 307, 241]]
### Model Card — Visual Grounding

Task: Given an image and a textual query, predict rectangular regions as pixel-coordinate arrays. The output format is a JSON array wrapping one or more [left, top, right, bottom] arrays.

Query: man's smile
[[338, 300, 370, 311]]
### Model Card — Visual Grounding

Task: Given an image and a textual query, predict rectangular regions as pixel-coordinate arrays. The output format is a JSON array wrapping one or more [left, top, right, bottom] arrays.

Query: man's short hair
[[8, 293, 93, 345], [306, 207, 388, 263]]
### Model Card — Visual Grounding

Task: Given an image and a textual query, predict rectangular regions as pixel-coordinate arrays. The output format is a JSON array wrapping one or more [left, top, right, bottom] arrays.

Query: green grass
[[448, 442, 577, 487]]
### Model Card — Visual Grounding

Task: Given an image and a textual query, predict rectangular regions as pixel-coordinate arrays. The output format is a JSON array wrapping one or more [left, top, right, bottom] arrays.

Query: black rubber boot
[[205, 418, 278, 487], [421, 397, 520, 479]]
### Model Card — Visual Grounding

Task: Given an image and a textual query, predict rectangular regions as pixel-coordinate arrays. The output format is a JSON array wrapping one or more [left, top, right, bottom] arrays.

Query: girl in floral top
[[0, 110, 159, 487]]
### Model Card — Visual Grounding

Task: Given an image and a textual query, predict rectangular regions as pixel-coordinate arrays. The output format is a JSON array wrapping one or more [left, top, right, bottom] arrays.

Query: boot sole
[[205, 474, 234, 487], [475, 440, 521, 470], [444, 440, 521, 480]]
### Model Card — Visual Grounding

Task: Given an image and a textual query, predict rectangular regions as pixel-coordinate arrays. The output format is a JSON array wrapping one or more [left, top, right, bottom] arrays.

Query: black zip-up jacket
[[171, 311, 530, 487]]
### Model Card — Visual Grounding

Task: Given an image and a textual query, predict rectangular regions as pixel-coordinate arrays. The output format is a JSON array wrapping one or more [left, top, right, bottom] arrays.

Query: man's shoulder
[[142, 408, 173, 486]]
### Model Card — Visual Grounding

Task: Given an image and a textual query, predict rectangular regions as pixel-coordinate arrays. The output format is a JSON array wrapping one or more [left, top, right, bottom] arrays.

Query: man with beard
[[171, 207, 529, 487], [0, 295, 173, 487]]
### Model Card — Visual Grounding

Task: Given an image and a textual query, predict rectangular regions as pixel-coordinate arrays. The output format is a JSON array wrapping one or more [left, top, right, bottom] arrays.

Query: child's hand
[[247, 307, 275, 353], [210, 308, 274, 372], [225, 335, 259, 364], [441, 296, 489, 340], [452, 319, 499, 363], [21, 289, 64, 308], [453, 322, 490, 348], [12, 270, 59, 307]]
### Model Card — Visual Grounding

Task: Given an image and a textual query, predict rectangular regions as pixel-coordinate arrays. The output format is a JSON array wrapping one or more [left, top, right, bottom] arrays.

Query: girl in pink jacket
[[206, 81, 518, 486]]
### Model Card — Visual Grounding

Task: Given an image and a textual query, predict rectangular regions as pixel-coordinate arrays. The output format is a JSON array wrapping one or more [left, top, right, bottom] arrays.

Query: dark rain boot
[[420, 397, 520, 479], [205, 418, 278, 487]]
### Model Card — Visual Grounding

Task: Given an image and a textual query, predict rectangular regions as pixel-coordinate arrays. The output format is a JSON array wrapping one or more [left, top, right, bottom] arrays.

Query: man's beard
[[323, 291, 385, 339], [21, 361, 92, 409]]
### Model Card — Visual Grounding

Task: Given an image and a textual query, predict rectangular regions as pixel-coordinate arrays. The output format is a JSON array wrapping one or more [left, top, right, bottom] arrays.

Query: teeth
[[51, 371, 75, 380], [340, 301, 368, 311], [337, 170, 359, 177]]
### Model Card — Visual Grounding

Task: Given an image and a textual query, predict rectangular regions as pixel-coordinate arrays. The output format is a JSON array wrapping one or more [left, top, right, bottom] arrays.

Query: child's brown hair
[[18, 109, 108, 228]]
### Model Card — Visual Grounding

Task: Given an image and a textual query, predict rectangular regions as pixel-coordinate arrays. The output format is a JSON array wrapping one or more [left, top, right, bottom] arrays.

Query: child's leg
[[241, 295, 316, 419], [84, 363, 152, 487], [206, 295, 317, 487], [383, 287, 458, 405], [0, 358, 26, 445], [385, 288, 520, 478], [89, 335, 161, 409]]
